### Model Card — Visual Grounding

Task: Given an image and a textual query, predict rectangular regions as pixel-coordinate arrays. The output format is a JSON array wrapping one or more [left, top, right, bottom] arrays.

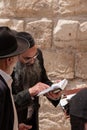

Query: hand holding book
[[37, 79, 68, 96]]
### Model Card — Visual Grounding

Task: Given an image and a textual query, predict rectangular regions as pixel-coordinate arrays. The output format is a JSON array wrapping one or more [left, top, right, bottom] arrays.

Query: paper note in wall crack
[[37, 79, 68, 96]]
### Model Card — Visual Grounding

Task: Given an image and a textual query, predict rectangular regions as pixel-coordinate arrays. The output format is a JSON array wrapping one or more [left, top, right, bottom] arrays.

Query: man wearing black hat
[[0, 27, 32, 130], [12, 32, 60, 130]]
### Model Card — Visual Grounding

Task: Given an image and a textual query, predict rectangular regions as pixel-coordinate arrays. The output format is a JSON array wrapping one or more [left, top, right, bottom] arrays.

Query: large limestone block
[[42, 49, 74, 79], [0, 0, 15, 17], [75, 52, 87, 79], [14, 0, 52, 17], [12, 20, 24, 31], [78, 40, 87, 52], [0, 0, 52, 17], [57, 0, 87, 16], [78, 22, 87, 40], [77, 22, 87, 52], [0, 19, 24, 31], [54, 20, 79, 48], [54, 19, 79, 41], [0, 19, 11, 26], [25, 18, 52, 48]]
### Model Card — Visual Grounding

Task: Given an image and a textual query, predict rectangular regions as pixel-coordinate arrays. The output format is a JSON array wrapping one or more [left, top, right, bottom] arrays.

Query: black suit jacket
[[0, 75, 14, 130], [69, 88, 87, 119], [12, 49, 60, 130]]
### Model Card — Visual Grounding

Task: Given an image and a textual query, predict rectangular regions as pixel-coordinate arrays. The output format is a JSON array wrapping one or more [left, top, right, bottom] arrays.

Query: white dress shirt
[[0, 69, 18, 130]]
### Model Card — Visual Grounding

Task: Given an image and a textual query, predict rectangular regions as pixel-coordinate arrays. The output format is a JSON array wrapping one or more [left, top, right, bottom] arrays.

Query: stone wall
[[1, 0, 87, 130]]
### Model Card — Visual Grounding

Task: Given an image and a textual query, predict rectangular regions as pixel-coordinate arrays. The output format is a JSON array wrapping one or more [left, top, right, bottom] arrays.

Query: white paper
[[59, 93, 76, 106], [37, 79, 68, 96]]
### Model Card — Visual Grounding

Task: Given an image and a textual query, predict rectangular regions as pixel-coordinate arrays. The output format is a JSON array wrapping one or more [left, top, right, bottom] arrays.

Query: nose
[[30, 58, 35, 64], [27, 58, 35, 65]]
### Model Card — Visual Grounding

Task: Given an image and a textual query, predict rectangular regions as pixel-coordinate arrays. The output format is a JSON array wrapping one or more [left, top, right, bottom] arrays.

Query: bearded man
[[12, 32, 60, 130]]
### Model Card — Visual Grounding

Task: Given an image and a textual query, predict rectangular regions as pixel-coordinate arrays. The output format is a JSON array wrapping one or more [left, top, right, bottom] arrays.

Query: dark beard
[[14, 58, 41, 89]]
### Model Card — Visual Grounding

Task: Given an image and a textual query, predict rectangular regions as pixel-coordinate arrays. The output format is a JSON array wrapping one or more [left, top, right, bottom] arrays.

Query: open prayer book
[[37, 79, 68, 96]]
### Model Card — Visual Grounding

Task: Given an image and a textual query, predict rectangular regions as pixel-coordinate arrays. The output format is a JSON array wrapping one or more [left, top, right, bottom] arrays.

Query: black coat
[[69, 88, 87, 119], [12, 49, 60, 130], [0, 75, 14, 130]]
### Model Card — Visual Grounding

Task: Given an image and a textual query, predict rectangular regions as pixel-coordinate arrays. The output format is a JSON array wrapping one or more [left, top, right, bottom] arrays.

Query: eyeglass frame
[[22, 52, 39, 63]]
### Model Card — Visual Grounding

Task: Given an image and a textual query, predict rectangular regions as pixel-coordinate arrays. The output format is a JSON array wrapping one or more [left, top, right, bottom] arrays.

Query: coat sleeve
[[11, 70, 33, 109], [13, 89, 33, 109], [37, 49, 60, 107], [0, 92, 4, 128], [0, 84, 6, 128]]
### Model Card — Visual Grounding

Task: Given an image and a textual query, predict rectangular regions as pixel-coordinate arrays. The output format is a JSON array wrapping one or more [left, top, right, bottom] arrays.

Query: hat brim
[[0, 36, 29, 58]]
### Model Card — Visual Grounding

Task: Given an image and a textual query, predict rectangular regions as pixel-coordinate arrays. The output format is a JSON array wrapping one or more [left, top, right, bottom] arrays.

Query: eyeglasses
[[23, 52, 39, 63]]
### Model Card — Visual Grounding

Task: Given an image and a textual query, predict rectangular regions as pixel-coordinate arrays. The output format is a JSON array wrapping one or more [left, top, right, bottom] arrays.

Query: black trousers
[[70, 115, 87, 130]]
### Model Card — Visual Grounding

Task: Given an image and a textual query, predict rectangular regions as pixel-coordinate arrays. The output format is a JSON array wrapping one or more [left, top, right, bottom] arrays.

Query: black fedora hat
[[0, 26, 30, 59]]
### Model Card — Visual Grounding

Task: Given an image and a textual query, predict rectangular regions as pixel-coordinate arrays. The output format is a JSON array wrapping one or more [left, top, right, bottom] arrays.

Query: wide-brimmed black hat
[[0, 26, 30, 59]]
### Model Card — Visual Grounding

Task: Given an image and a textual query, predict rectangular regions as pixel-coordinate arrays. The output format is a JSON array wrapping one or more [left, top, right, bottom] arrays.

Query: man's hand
[[45, 80, 62, 100], [45, 90, 62, 100], [29, 82, 50, 96], [19, 123, 32, 130]]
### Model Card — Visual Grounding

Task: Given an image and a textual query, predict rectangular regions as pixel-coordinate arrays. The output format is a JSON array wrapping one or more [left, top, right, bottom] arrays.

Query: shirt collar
[[0, 69, 12, 88]]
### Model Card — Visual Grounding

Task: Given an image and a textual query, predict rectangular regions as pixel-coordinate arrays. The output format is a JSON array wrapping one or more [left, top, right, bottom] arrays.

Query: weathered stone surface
[[77, 22, 87, 52], [0, 19, 11, 26], [0, 0, 15, 17], [57, 0, 87, 16], [78, 22, 87, 40], [0, 19, 24, 31], [42, 49, 74, 79], [78, 40, 87, 52], [39, 96, 71, 130], [54, 40, 78, 49], [25, 18, 52, 48], [10, 20, 24, 31], [54, 20, 79, 41], [0, 0, 87, 18], [15, 0, 52, 17], [52, 0, 60, 16], [0, 0, 52, 17], [75, 52, 87, 79]]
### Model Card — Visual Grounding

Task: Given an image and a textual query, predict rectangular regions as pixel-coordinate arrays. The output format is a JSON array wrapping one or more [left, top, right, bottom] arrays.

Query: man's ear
[[6, 57, 13, 65]]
